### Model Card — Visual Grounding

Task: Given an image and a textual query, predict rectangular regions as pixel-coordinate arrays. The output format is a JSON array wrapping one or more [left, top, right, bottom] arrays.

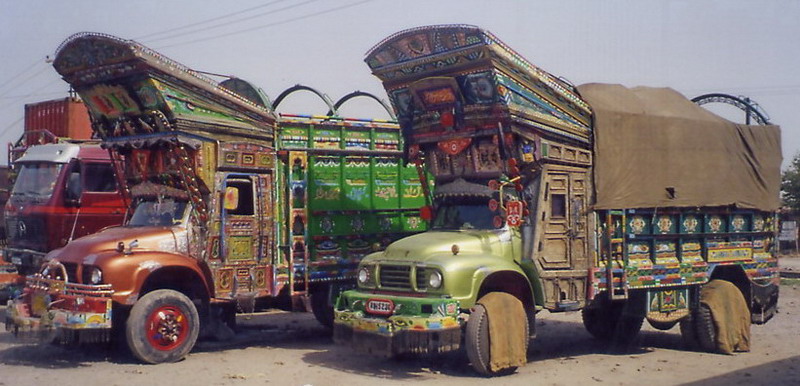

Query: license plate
[[11, 257, 21, 265], [365, 298, 394, 315]]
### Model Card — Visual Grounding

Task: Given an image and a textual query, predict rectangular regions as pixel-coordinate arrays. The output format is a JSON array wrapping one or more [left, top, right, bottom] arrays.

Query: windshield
[[11, 162, 64, 199], [128, 198, 188, 227], [432, 197, 499, 230]]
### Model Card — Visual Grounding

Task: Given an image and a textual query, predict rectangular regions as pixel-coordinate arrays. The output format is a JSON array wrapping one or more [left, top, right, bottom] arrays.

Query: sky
[[1, 0, 798, 168]]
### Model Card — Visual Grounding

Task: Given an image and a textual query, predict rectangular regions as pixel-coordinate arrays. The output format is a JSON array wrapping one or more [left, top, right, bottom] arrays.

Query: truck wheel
[[582, 294, 643, 344], [125, 289, 199, 364], [465, 293, 528, 376], [694, 279, 747, 353], [694, 303, 717, 352], [679, 314, 700, 350], [310, 290, 334, 329], [582, 294, 618, 340]]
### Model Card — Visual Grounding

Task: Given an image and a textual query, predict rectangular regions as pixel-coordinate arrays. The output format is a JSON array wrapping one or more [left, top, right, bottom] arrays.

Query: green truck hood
[[379, 229, 509, 264]]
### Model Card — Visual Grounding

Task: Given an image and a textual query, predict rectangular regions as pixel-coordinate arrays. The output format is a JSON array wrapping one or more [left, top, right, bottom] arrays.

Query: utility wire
[[0, 91, 65, 100], [0, 57, 46, 92], [155, 0, 375, 50], [134, 0, 292, 41], [0, 60, 49, 98], [143, 0, 321, 44]]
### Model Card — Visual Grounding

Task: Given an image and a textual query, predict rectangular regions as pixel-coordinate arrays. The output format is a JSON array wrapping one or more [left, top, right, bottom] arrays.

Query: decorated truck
[[5, 33, 426, 364], [333, 25, 782, 375], [5, 143, 126, 276], [1, 97, 126, 301]]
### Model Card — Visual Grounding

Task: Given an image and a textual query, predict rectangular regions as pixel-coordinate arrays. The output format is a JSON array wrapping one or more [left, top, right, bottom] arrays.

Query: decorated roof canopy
[[364, 25, 591, 147], [53, 32, 277, 143]]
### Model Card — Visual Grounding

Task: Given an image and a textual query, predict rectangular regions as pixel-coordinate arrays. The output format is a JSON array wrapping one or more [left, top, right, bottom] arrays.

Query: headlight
[[428, 270, 443, 289], [357, 267, 370, 285], [89, 267, 103, 284]]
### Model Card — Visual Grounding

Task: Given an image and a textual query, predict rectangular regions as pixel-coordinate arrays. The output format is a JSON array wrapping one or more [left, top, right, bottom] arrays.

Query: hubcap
[[146, 305, 189, 351]]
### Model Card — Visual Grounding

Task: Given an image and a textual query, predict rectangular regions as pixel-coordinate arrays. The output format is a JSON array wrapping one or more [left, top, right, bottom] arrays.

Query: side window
[[226, 178, 254, 216], [83, 163, 117, 192], [550, 194, 566, 218]]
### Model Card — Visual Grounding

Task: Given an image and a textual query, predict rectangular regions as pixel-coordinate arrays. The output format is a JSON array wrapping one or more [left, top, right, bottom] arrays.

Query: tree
[[781, 152, 800, 211]]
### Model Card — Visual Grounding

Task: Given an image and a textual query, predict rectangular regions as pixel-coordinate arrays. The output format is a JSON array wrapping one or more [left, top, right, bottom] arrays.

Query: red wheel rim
[[145, 305, 189, 351]]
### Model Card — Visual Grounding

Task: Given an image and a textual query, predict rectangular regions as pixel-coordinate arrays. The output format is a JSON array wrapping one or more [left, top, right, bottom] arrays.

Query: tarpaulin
[[576, 84, 781, 211]]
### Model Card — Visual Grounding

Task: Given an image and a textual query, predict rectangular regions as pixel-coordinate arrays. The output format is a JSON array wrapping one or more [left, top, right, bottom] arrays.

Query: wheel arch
[[707, 264, 752, 309], [475, 270, 535, 310], [139, 265, 211, 304]]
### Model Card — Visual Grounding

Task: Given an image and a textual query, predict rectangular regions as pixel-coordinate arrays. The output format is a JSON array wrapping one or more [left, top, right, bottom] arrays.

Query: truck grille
[[415, 268, 428, 291], [63, 262, 79, 283], [6, 216, 46, 248], [378, 265, 412, 289]]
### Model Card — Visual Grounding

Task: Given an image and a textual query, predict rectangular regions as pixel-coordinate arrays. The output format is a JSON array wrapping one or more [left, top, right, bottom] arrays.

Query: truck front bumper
[[5, 274, 114, 341], [332, 290, 463, 357]]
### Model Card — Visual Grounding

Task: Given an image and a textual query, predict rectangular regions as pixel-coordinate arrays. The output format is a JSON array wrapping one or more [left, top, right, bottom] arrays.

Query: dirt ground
[[1, 281, 798, 386]]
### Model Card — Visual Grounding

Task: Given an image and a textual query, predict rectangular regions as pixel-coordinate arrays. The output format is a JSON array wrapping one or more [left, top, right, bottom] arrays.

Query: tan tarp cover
[[577, 83, 782, 211], [481, 292, 527, 372], [700, 280, 751, 354]]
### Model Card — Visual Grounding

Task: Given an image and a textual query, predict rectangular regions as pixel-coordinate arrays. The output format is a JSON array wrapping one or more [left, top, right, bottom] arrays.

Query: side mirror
[[65, 172, 82, 207], [224, 186, 239, 211]]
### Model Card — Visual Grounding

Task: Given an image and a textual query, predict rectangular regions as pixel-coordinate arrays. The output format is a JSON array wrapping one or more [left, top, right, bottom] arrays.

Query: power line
[[0, 91, 66, 100], [0, 57, 46, 91], [0, 61, 50, 97], [134, 0, 292, 41], [142, 0, 321, 45], [155, 0, 375, 50]]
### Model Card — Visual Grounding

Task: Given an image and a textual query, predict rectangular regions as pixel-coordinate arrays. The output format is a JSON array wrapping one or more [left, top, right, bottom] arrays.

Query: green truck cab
[[333, 25, 782, 375]]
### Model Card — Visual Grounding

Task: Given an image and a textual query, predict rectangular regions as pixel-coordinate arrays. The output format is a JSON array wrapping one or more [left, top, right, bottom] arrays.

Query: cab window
[[83, 163, 117, 192], [226, 178, 254, 216]]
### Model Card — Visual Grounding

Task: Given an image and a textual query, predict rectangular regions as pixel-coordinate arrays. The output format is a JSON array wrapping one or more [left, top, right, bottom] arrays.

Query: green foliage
[[782, 152, 800, 211]]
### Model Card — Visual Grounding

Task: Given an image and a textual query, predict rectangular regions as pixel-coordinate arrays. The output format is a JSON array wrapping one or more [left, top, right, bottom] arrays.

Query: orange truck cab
[[4, 143, 126, 276]]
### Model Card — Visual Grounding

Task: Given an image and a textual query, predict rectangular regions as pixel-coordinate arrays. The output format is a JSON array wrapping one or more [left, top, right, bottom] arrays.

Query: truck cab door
[[531, 165, 591, 309], [57, 161, 124, 246], [221, 174, 269, 296]]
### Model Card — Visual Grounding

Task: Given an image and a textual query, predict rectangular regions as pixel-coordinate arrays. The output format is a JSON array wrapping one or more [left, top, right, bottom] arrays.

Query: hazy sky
[[1, 0, 797, 168]]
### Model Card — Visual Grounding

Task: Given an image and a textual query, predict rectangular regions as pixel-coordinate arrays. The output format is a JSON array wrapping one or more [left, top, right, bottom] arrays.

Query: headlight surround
[[357, 265, 375, 287], [357, 267, 369, 284], [428, 270, 443, 289], [89, 267, 103, 284]]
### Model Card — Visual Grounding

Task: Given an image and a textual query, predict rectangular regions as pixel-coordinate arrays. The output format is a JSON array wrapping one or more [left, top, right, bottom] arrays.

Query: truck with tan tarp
[[332, 24, 782, 375]]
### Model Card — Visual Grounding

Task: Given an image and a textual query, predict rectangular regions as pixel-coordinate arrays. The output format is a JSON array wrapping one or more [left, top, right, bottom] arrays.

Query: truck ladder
[[286, 152, 310, 312], [606, 211, 629, 300]]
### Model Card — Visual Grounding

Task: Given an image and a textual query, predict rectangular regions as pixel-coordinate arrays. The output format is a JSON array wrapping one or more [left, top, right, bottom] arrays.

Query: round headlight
[[428, 270, 443, 289], [357, 267, 370, 284], [90, 267, 103, 284]]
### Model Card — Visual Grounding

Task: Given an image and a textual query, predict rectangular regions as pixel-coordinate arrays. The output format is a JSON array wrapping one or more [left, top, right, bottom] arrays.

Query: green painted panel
[[372, 157, 400, 209]]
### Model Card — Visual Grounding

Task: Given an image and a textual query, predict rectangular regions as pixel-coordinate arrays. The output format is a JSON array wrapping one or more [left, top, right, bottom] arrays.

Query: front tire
[[126, 289, 199, 364], [465, 293, 528, 376]]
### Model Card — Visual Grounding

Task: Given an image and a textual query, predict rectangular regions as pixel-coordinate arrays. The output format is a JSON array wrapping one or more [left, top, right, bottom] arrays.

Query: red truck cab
[[4, 143, 126, 275]]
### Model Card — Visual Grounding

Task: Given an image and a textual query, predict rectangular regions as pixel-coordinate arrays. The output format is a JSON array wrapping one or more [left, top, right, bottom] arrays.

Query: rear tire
[[310, 290, 334, 329], [679, 314, 700, 350], [125, 289, 199, 364], [582, 293, 643, 344], [694, 303, 717, 352], [465, 293, 527, 376]]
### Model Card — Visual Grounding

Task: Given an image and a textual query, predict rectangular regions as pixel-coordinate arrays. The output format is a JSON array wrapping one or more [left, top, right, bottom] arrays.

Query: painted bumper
[[5, 275, 114, 338], [332, 290, 462, 357]]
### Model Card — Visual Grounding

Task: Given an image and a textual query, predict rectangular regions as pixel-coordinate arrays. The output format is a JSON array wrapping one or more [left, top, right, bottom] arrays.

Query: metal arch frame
[[328, 91, 397, 120], [691, 93, 770, 125], [272, 84, 337, 115]]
